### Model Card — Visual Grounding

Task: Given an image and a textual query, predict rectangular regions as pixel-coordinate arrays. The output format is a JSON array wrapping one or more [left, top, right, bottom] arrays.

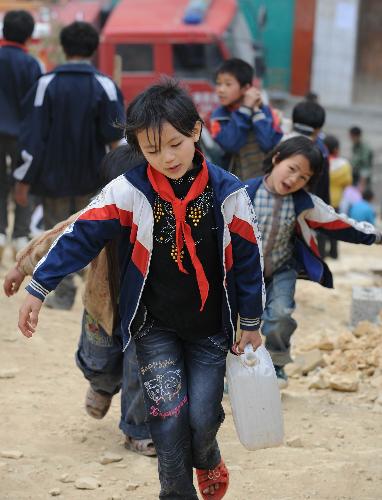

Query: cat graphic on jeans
[[144, 369, 182, 403]]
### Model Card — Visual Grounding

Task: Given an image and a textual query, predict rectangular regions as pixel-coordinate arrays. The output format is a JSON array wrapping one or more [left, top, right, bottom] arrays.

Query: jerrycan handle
[[243, 344, 257, 367]]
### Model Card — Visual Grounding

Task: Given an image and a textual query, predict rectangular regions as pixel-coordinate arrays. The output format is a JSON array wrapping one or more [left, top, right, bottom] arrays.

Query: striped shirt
[[254, 179, 296, 277]]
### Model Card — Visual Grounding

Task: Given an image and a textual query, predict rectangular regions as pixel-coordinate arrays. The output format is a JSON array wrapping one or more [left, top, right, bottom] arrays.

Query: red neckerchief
[[147, 157, 210, 311], [0, 40, 27, 52]]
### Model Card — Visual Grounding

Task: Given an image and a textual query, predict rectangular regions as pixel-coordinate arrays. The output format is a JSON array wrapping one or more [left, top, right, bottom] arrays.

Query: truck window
[[116, 44, 154, 72], [173, 43, 224, 79]]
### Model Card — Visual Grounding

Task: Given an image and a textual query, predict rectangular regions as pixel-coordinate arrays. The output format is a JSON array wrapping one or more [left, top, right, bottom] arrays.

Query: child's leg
[[261, 264, 298, 367], [134, 323, 198, 499], [184, 332, 228, 470], [76, 311, 123, 397], [120, 334, 152, 442]]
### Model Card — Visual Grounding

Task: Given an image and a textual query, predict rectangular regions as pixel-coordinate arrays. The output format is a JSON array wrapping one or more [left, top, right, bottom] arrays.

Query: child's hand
[[3, 266, 25, 296], [18, 294, 43, 338], [243, 87, 262, 109], [234, 329, 262, 354]]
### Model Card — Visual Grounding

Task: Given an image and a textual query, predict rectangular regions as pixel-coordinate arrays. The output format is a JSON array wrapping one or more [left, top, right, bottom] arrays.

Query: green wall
[[239, 0, 295, 92]]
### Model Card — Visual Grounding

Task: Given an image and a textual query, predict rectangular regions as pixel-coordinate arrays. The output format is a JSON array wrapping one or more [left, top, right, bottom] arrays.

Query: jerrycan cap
[[242, 344, 257, 367]]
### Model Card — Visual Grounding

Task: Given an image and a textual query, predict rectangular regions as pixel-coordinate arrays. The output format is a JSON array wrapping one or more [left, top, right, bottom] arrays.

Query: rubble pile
[[286, 320, 382, 394]]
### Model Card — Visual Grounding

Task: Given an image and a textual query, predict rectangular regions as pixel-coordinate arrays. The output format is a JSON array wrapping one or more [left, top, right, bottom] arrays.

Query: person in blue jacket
[[210, 58, 282, 180], [247, 136, 381, 388], [17, 79, 265, 500], [0, 10, 43, 262], [14, 21, 125, 310]]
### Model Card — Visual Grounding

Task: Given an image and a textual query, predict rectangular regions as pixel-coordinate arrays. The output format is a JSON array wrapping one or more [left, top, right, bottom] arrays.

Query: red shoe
[[196, 460, 229, 500]]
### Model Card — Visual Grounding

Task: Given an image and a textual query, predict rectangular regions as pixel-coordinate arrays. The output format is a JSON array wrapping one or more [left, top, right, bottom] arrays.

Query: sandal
[[196, 460, 229, 499], [124, 436, 157, 457], [85, 386, 112, 419]]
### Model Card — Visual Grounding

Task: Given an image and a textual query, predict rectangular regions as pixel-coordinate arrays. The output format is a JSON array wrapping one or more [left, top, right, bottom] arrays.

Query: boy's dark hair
[[3, 10, 35, 43], [324, 135, 340, 155], [349, 126, 362, 137], [125, 78, 202, 154], [100, 144, 144, 184], [292, 101, 326, 130], [215, 58, 254, 87], [60, 21, 99, 58], [305, 91, 319, 103], [263, 136, 323, 188], [362, 189, 374, 202]]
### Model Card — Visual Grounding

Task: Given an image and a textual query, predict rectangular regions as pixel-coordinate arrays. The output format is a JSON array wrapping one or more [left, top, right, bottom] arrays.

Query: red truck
[[99, 0, 257, 118]]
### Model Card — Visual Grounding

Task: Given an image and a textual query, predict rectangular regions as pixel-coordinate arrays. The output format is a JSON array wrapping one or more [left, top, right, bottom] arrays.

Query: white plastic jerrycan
[[226, 344, 284, 450]]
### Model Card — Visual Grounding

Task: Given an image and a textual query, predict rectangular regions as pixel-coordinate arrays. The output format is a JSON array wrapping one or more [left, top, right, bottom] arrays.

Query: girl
[[17, 80, 265, 499], [247, 135, 381, 388]]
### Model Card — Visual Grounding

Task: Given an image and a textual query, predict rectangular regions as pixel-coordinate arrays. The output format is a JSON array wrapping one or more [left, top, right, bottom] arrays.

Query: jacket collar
[[54, 62, 97, 74], [246, 176, 314, 216], [124, 160, 244, 206], [0, 40, 27, 52]]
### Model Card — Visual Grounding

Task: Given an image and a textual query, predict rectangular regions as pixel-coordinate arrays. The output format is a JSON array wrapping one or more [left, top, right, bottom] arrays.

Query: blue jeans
[[262, 261, 298, 367], [134, 321, 228, 500], [76, 310, 150, 440]]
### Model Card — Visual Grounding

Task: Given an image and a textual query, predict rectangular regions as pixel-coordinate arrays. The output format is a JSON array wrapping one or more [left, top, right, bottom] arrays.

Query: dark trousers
[[134, 322, 228, 499], [0, 134, 31, 238], [43, 194, 92, 307]]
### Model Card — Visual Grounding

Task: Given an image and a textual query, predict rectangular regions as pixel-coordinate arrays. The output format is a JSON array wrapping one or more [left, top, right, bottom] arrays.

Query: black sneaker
[[274, 365, 288, 389]]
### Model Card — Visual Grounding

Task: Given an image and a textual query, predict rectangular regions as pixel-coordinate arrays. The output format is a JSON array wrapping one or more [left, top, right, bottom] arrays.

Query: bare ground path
[[1, 243, 381, 499]]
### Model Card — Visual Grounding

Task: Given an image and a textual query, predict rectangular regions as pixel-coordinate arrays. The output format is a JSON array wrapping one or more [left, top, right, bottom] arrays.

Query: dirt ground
[[0, 243, 382, 500]]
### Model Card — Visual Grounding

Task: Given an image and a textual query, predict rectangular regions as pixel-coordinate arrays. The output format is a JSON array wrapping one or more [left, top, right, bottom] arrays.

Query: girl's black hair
[[100, 144, 144, 184], [124, 78, 202, 154], [263, 136, 324, 187]]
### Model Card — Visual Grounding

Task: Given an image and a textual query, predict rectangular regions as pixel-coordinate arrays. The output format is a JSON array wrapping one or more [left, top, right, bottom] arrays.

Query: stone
[[294, 349, 325, 375], [351, 287, 382, 326], [309, 371, 330, 390], [329, 374, 359, 392], [286, 436, 303, 448], [75, 477, 101, 490], [49, 488, 61, 496], [0, 450, 23, 459], [59, 473, 75, 483], [99, 452, 123, 465], [370, 375, 382, 389], [126, 483, 139, 491], [353, 321, 380, 338], [285, 360, 304, 377]]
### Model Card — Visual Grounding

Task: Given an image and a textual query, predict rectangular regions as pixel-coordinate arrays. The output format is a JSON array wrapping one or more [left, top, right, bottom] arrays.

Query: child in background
[[323, 134, 353, 258], [349, 126, 373, 185], [17, 80, 264, 500], [247, 136, 381, 388], [4, 146, 156, 456], [349, 189, 376, 224], [210, 58, 282, 180], [0, 10, 43, 261], [339, 172, 362, 215], [14, 21, 125, 310]]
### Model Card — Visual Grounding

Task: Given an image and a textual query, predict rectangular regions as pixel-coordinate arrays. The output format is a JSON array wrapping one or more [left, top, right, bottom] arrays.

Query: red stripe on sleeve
[[79, 204, 133, 227], [307, 219, 350, 231], [210, 120, 221, 138], [225, 242, 233, 271], [131, 239, 150, 276], [228, 216, 257, 244]]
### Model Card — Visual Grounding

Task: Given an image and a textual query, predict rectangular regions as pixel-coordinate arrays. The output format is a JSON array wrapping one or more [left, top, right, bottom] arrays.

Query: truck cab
[[99, 0, 256, 118]]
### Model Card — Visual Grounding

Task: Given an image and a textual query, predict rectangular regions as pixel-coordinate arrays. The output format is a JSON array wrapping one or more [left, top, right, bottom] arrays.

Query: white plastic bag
[[226, 344, 284, 450]]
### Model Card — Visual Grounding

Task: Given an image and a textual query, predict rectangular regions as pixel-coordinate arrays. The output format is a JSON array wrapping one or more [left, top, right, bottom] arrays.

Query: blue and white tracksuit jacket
[[26, 162, 265, 349], [210, 104, 282, 156], [247, 177, 380, 288], [15, 63, 125, 197]]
